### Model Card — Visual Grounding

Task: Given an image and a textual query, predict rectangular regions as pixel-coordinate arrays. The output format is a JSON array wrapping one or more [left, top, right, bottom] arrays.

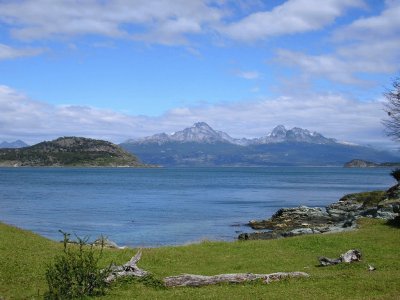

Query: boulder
[[248, 206, 331, 231]]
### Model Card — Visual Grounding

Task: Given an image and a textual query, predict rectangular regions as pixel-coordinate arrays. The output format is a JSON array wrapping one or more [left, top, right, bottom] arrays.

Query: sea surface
[[0, 167, 396, 247]]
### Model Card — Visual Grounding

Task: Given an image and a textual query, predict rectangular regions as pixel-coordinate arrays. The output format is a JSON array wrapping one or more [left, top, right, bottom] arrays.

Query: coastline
[[239, 185, 400, 241]]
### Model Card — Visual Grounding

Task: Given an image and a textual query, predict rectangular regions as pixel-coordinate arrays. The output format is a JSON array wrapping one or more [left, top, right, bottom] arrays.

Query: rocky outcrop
[[239, 185, 400, 241]]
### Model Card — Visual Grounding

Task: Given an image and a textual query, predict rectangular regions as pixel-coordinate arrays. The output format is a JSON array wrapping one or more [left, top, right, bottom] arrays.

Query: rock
[[368, 264, 376, 271], [375, 210, 397, 220], [238, 231, 282, 240], [318, 249, 362, 266], [248, 206, 331, 231], [282, 228, 318, 237], [340, 249, 362, 263]]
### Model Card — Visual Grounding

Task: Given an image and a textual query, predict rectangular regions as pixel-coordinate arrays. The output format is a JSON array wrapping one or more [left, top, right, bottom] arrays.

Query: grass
[[1, 219, 399, 299]]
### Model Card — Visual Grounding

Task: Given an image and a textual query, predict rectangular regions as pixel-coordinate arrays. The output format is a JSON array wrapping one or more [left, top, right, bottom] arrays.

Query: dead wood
[[105, 250, 148, 283], [163, 272, 309, 287], [318, 249, 362, 266]]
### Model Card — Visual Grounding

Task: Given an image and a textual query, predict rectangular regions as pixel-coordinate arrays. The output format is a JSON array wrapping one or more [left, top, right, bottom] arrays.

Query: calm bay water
[[0, 167, 396, 247]]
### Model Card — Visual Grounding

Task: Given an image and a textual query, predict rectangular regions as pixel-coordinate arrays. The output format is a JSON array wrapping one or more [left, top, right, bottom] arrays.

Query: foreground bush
[[44, 231, 110, 299]]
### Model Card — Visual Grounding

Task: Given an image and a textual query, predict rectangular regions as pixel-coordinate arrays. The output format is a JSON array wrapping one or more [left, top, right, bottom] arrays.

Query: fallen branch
[[105, 250, 148, 283], [163, 272, 309, 287], [318, 249, 362, 267]]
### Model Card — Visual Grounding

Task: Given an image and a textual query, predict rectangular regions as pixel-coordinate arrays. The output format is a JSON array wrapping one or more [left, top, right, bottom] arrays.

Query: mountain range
[[124, 122, 337, 146], [120, 122, 399, 166]]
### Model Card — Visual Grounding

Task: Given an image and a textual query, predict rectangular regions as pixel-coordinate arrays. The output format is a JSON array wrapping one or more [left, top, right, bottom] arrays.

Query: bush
[[44, 231, 111, 299], [390, 168, 400, 182]]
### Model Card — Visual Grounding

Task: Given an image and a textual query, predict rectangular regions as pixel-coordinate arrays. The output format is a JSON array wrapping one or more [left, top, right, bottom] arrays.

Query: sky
[[0, 0, 399, 149]]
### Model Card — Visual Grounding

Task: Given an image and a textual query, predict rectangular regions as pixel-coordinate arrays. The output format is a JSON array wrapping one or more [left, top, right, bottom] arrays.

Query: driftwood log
[[318, 249, 362, 266], [163, 272, 309, 287], [105, 250, 309, 287]]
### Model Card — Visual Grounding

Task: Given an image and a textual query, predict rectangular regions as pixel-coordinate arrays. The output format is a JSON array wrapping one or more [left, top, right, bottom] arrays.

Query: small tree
[[45, 231, 111, 299], [383, 77, 400, 183], [382, 76, 400, 141]]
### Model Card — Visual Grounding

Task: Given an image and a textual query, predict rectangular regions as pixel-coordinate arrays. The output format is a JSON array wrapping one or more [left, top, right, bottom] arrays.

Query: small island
[[344, 159, 400, 168], [0, 136, 147, 167]]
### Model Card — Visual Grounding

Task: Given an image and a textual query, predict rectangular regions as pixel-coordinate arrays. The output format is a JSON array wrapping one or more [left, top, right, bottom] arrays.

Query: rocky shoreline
[[238, 185, 400, 240]]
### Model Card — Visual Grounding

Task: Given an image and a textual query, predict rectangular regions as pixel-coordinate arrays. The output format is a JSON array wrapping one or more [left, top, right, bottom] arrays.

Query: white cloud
[[219, 0, 364, 41], [0, 43, 44, 60], [0, 85, 392, 149], [0, 0, 223, 45], [275, 1, 400, 85], [333, 0, 400, 42]]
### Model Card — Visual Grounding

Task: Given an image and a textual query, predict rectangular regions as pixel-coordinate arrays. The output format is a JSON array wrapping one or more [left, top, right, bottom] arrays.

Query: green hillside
[[0, 137, 145, 167]]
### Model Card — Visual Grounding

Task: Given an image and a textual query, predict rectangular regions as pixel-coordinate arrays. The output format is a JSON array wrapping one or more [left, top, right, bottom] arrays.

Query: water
[[0, 167, 395, 247]]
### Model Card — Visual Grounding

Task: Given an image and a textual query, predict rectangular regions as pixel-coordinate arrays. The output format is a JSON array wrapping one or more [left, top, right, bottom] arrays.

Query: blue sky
[[0, 0, 399, 149]]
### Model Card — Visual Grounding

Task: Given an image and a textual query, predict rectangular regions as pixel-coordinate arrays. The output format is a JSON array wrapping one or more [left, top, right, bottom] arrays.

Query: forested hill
[[0, 137, 146, 167]]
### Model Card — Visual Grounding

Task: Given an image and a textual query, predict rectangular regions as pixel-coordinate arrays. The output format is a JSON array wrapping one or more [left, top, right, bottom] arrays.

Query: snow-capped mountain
[[170, 122, 233, 143], [120, 122, 398, 166], [125, 123, 337, 146], [127, 122, 238, 145], [256, 125, 336, 145]]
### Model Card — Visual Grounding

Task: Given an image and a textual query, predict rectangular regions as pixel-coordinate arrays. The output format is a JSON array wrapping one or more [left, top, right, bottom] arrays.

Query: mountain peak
[[172, 122, 226, 143], [270, 125, 287, 138], [125, 122, 236, 145], [192, 122, 212, 129]]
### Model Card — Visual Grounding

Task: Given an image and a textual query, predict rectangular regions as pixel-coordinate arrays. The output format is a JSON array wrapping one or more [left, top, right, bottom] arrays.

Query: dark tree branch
[[383, 76, 400, 141]]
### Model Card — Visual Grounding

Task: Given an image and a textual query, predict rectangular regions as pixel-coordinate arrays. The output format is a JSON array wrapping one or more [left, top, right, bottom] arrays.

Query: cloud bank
[[0, 0, 368, 45], [0, 85, 391, 149]]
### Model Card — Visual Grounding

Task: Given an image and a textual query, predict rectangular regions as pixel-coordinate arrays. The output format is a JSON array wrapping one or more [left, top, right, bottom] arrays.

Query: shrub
[[390, 168, 400, 182], [44, 231, 111, 299]]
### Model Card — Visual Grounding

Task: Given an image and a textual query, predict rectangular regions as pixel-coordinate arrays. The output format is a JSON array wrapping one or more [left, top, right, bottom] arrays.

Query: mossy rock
[[339, 190, 386, 208]]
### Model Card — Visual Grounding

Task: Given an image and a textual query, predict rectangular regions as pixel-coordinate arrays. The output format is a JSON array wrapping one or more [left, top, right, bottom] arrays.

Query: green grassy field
[[1, 219, 399, 299]]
